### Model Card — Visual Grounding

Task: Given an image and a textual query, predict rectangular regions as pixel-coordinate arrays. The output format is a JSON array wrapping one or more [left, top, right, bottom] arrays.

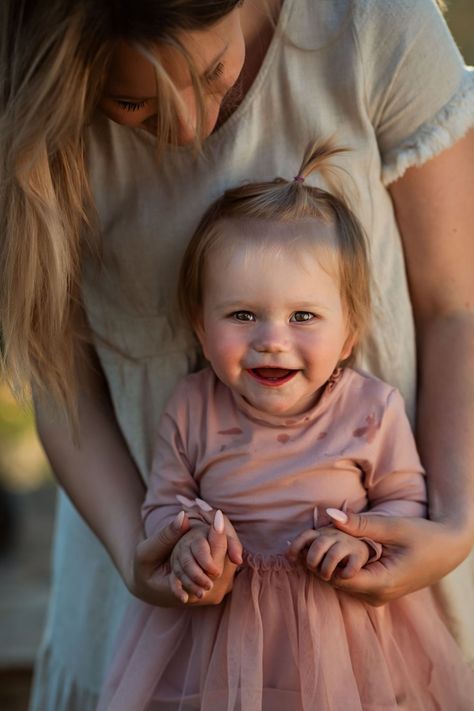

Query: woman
[[0, 1, 473, 709]]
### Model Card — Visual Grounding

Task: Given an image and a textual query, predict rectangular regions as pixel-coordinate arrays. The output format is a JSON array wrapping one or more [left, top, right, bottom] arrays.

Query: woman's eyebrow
[[105, 45, 229, 101], [106, 94, 156, 101], [202, 44, 228, 76]]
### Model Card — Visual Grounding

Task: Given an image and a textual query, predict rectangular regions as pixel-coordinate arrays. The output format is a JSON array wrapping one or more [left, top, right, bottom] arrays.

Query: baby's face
[[195, 220, 354, 417]]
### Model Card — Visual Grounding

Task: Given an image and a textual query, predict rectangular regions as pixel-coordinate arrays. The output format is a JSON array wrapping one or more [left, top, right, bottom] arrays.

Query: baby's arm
[[144, 381, 241, 604], [362, 388, 427, 520]]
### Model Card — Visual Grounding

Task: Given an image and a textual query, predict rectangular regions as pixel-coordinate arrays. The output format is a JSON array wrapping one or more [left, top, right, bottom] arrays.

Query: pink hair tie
[[293, 175, 305, 183]]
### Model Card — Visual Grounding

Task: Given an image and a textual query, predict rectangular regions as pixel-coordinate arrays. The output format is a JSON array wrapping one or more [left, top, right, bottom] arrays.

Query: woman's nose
[[175, 94, 221, 144]]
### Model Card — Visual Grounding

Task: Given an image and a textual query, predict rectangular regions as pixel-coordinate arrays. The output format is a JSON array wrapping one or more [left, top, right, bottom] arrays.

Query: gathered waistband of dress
[[241, 548, 303, 572]]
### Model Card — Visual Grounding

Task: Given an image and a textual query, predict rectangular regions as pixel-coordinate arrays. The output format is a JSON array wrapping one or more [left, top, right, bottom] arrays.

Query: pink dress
[[98, 368, 474, 710]]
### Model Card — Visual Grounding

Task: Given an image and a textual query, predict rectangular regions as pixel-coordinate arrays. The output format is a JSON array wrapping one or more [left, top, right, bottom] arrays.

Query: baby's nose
[[252, 324, 289, 353]]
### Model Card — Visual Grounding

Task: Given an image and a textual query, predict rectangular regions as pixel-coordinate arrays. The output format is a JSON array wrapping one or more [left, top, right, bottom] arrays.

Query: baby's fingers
[[335, 552, 365, 580], [172, 558, 212, 598], [305, 536, 334, 572], [169, 571, 189, 604], [287, 530, 320, 561], [318, 543, 349, 581], [172, 549, 214, 593]]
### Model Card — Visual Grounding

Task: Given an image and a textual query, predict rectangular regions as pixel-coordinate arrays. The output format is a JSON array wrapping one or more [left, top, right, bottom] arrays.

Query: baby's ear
[[193, 318, 208, 358], [341, 333, 356, 361]]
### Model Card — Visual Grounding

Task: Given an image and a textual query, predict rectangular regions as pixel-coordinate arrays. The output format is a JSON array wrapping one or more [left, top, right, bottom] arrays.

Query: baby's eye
[[116, 100, 147, 112], [231, 311, 256, 322], [290, 311, 316, 323]]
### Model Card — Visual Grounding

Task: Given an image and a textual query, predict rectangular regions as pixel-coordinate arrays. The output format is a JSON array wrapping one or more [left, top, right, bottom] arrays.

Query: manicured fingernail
[[195, 497, 213, 512], [173, 510, 185, 529], [213, 509, 224, 534], [181, 591, 189, 604], [313, 507, 319, 528], [176, 494, 195, 508], [326, 508, 348, 523]]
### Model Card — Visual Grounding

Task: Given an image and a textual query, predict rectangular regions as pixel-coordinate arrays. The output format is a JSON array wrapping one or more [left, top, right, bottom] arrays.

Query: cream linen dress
[[30, 1, 474, 709]]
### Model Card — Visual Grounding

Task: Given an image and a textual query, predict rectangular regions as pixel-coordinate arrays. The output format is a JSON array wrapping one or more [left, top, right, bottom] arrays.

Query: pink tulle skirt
[[98, 554, 474, 710]]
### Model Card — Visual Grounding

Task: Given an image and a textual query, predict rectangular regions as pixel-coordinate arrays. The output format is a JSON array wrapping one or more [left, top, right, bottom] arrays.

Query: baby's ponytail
[[179, 139, 371, 346]]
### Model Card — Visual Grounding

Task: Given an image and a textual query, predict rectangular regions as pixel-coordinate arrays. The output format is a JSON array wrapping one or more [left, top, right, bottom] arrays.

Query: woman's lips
[[247, 368, 298, 386]]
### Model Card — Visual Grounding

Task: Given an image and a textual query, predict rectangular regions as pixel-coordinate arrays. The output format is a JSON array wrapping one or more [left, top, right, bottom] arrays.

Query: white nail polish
[[195, 497, 213, 512], [176, 494, 195, 508], [326, 508, 348, 524], [174, 510, 185, 528], [213, 509, 225, 533]]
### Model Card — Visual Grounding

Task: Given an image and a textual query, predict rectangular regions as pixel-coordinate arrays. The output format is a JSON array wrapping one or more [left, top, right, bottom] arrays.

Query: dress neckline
[[129, 0, 295, 154], [230, 367, 349, 428]]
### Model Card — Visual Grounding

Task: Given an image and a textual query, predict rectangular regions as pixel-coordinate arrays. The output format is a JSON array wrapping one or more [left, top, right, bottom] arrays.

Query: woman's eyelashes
[[205, 61, 225, 84], [115, 100, 147, 112]]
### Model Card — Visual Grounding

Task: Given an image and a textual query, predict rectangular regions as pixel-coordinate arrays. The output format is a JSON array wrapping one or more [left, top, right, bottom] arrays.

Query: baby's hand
[[288, 526, 371, 582], [169, 510, 228, 603]]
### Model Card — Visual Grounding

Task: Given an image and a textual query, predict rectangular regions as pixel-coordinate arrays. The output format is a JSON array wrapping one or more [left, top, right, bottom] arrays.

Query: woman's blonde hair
[[0, 0, 241, 415], [179, 141, 371, 347]]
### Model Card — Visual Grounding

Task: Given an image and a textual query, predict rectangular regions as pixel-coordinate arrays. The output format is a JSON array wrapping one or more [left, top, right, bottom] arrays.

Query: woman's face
[[99, 7, 245, 144]]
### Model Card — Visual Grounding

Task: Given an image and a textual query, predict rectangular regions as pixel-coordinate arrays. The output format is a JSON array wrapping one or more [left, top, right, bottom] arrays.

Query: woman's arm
[[325, 129, 474, 602], [34, 342, 236, 605], [392, 128, 474, 535]]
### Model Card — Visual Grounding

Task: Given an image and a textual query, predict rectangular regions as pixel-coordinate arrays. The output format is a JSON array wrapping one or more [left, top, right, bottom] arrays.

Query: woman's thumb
[[137, 511, 189, 565], [326, 508, 401, 545]]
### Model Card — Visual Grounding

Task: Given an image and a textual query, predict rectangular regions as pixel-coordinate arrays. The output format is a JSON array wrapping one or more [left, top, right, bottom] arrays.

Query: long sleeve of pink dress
[[98, 368, 474, 711]]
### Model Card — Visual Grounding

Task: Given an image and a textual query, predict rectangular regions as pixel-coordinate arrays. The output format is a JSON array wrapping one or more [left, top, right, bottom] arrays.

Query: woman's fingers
[[327, 515, 471, 605], [207, 511, 229, 577], [219, 510, 243, 565], [136, 511, 190, 568], [227, 536, 243, 565], [326, 509, 406, 545]]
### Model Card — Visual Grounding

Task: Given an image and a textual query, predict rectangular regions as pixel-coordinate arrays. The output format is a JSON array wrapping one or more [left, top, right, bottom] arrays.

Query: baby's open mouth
[[247, 368, 298, 385]]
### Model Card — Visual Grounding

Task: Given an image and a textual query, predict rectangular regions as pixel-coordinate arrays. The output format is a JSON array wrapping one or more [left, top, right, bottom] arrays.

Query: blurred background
[[0, 3, 473, 709]]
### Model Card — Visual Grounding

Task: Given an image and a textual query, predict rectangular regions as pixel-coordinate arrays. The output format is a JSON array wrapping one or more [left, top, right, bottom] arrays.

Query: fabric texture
[[97, 368, 474, 710], [30, 1, 474, 709]]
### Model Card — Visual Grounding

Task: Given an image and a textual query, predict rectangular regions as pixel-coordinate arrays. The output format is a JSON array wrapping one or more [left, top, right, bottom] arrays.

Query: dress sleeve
[[363, 388, 427, 518], [141, 382, 199, 537], [354, 0, 474, 184]]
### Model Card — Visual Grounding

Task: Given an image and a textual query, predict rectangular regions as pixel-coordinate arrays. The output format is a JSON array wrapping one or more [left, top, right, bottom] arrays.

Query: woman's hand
[[170, 509, 243, 606], [130, 509, 243, 607], [323, 509, 473, 606], [129, 511, 191, 606]]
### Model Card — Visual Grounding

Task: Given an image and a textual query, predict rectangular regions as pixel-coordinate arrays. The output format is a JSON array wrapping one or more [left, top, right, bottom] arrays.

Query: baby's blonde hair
[[179, 141, 371, 347]]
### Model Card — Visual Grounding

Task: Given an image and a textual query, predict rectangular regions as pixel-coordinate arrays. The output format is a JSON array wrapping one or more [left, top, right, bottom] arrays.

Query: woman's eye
[[205, 62, 225, 84], [231, 311, 255, 322], [290, 311, 316, 323], [116, 100, 146, 112]]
